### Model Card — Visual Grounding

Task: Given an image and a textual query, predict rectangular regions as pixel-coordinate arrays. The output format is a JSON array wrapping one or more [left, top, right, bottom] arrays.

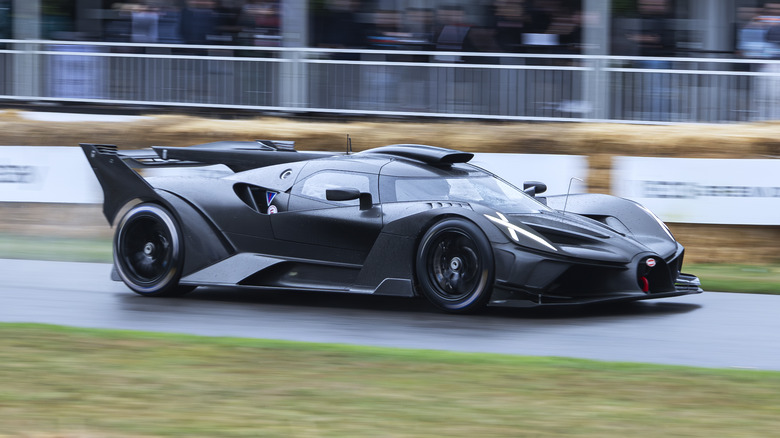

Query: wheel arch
[[354, 208, 499, 299], [413, 214, 496, 313], [154, 190, 235, 277], [113, 191, 234, 281]]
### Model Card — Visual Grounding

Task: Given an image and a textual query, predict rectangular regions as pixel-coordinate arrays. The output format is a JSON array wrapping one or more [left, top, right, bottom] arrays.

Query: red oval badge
[[646, 258, 657, 268]]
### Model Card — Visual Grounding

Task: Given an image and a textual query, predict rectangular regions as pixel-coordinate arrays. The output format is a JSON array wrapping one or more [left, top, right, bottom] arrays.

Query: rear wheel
[[114, 203, 192, 296], [416, 218, 494, 313]]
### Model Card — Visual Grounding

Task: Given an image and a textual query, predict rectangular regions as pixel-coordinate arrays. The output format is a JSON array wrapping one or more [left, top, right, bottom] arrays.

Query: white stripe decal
[[485, 212, 558, 252]]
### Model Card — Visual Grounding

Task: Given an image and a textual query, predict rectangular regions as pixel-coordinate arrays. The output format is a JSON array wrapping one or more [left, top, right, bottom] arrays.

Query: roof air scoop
[[361, 144, 473, 165], [256, 140, 296, 151]]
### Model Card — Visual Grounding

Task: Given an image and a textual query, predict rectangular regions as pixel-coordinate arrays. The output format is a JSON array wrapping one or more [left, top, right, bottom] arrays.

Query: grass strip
[[687, 264, 780, 294], [0, 323, 779, 437], [0, 235, 778, 294], [0, 234, 112, 263]]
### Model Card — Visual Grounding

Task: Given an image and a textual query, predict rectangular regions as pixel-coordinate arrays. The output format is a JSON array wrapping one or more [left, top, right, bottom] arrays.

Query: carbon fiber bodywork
[[81, 142, 701, 312]]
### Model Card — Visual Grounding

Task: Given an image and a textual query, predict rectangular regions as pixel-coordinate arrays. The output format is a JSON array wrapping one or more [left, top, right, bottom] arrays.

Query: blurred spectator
[[397, 8, 435, 112], [742, 3, 780, 120], [627, 0, 675, 58], [0, 0, 10, 39], [434, 5, 474, 61], [545, 1, 582, 53], [365, 9, 403, 49], [180, 0, 219, 45], [403, 7, 435, 49], [629, 0, 674, 121], [363, 10, 403, 109], [485, 0, 582, 54], [42, 0, 75, 39], [738, 3, 780, 59], [314, 0, 366, 50], [130, 3, 159, 43], [157, 4, 183, 44], [104, 3, 132, 42], [237, 0, 281, 46], [104, 2, 181, 44], [489, 0, 532, 52], [736, 6, 764, 59]]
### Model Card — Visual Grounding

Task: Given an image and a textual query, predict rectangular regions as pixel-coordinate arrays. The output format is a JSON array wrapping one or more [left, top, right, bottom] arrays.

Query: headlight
[[484, 212, 558, 252]]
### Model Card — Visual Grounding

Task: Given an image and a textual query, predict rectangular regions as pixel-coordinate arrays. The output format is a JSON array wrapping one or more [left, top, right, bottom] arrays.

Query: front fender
[[546, 193, 679, 258]]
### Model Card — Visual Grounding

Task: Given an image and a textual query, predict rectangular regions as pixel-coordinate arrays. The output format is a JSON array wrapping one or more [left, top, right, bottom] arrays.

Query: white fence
[[3, 39, 780, 123]]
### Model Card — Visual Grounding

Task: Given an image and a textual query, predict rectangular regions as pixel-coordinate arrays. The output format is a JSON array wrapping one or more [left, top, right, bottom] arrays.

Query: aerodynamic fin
[[80, 143, 160, 225]]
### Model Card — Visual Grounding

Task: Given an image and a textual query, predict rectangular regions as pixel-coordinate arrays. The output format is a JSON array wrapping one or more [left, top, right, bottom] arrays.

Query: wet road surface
[[2, 258, 778, 370]]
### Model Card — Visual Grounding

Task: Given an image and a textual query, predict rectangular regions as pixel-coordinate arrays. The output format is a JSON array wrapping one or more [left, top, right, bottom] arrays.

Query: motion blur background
[[1, 0, 779, 264], [4, 0, 780, 122]]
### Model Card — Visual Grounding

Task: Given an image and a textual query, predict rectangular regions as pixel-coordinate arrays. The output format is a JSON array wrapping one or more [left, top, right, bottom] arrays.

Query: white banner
[[471, 153, 588, 196], [613, 157, 780, 225], [0, 146, 102, 203]]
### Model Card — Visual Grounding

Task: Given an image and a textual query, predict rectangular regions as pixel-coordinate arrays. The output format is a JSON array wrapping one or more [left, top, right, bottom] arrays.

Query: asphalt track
[[2, 258, 778, 371]]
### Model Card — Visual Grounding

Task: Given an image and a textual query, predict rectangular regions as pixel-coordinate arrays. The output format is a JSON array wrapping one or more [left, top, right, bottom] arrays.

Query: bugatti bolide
[[81, 141, 701, 313]]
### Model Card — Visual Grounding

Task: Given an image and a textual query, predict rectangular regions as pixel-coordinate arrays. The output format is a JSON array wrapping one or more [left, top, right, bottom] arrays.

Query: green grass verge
[[0, 233, 112, 263], [1, 323, 779, 437], [687, 264, 780, 294], [1, 234, 778, 294]]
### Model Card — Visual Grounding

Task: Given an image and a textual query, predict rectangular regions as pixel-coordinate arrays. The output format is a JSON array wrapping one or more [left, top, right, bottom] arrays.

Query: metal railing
[[3, 39, 780, 123]]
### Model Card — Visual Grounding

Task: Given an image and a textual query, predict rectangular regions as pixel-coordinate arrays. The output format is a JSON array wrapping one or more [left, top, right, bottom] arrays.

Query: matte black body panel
[[270, 204, 383, 256], [82, 142, 701, 308], [154, 191, 233, 277]]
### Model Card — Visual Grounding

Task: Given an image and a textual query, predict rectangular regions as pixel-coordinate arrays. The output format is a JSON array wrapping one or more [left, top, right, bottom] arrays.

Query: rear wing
[[147, 140, 331, 172], [80, 143, 159, 225]]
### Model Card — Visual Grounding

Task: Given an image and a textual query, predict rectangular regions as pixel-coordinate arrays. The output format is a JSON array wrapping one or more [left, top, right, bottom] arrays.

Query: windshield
[[383, 174, 551, 214]]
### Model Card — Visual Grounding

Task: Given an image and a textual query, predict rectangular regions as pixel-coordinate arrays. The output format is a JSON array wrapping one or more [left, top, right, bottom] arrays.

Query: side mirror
[[326, 188, 373, 211], [523, 181, 547, 196], [358, 192, 373, 211]]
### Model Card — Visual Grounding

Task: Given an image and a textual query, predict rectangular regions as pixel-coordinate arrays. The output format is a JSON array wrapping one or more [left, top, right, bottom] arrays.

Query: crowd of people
[[96, 0, 587, 54], [101, 0, 281, 46], [313, 0, 583, 55], [6, 0, 780, 60]]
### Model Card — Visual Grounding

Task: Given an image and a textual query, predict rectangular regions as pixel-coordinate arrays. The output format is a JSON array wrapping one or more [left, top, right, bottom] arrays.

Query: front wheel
[[114, 203, 192, 297], [416, 218, 495, 313]]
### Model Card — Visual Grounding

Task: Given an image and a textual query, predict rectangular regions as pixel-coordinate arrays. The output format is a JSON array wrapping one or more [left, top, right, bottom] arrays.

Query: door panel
[[269, 170, 383, 263]]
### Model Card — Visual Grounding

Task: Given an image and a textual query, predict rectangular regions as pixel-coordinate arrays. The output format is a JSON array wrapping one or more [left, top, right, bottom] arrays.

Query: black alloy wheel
[[416, 218, 495, 313], [114, 203, 191, 296]]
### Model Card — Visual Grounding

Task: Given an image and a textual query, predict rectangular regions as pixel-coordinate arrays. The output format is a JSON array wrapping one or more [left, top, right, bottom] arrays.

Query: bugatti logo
[[646, 258, 657, 267]]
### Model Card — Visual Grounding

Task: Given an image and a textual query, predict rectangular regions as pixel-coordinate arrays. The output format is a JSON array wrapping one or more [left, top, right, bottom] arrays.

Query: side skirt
[[179, 253, 414, 296]]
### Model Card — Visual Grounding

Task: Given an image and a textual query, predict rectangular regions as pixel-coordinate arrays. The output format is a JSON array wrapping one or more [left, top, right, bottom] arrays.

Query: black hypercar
[[81, 141, 701, 313]]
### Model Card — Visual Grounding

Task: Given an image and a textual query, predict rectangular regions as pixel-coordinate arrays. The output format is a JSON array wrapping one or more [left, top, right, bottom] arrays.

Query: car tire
[[416, 218, 495, 313], [114, 203, 193, 297]]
